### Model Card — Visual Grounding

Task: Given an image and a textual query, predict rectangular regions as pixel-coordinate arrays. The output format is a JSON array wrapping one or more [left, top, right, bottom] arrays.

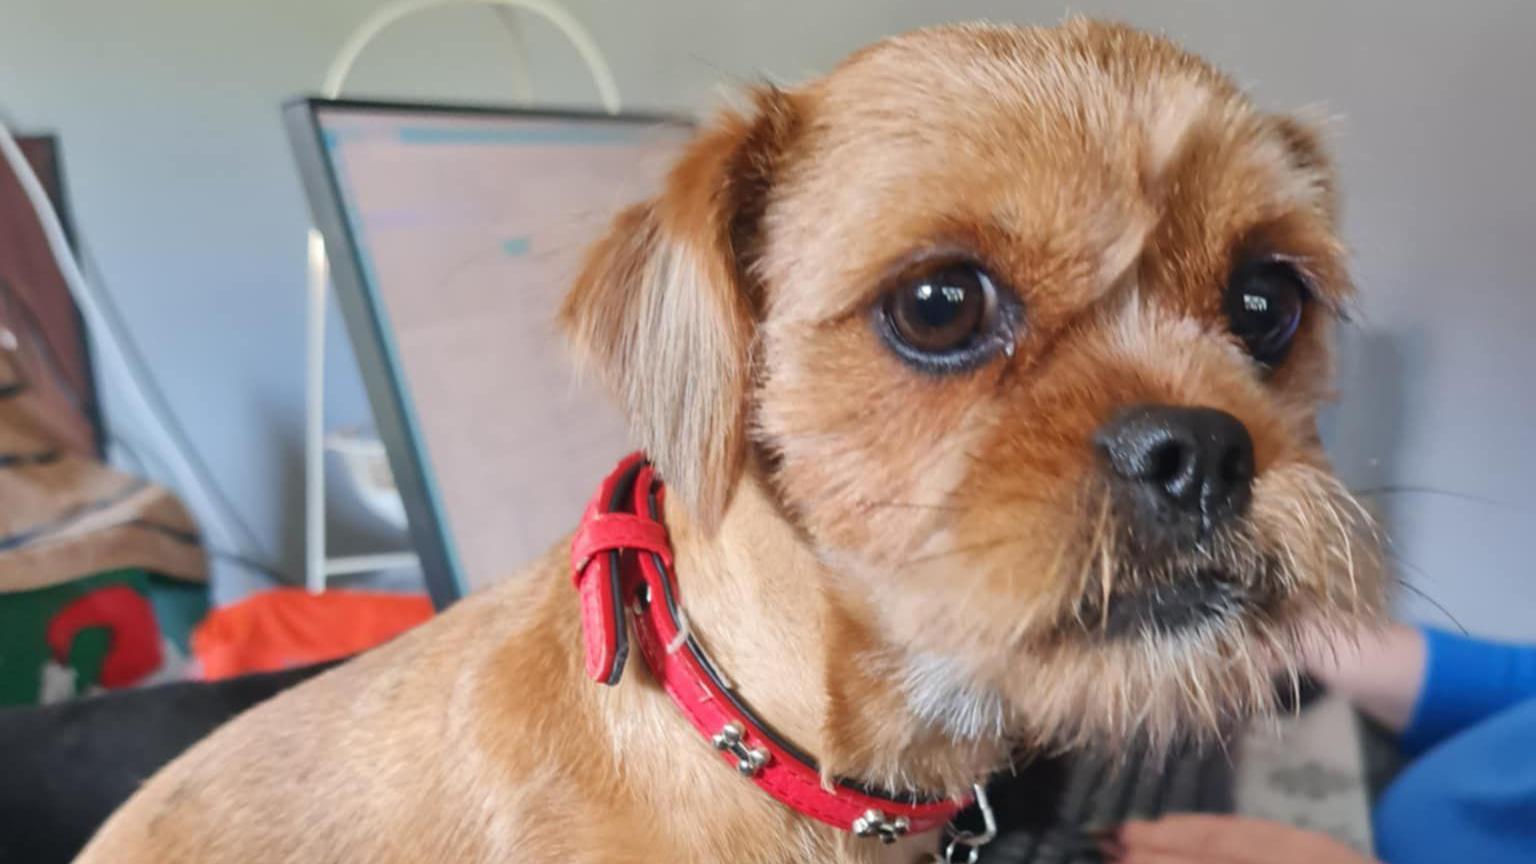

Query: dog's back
[[72, 546, 662, 863]]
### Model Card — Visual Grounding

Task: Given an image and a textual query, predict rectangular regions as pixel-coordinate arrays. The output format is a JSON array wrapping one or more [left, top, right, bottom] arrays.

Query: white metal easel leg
[[304, 228, 329, 594], [305, 0, 619, 600]]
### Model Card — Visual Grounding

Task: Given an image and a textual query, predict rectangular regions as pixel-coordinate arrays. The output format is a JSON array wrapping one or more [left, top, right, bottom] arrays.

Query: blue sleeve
[[1400, 626, 1536, 757], [1375, 697, 1536, 864]]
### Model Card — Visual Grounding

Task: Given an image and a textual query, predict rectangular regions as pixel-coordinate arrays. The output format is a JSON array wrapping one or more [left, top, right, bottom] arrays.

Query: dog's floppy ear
[[560, 88, 800, 530]]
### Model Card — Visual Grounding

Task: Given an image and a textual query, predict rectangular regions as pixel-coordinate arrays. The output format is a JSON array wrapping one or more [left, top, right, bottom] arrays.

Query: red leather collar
[[570, 453, 971, 842]]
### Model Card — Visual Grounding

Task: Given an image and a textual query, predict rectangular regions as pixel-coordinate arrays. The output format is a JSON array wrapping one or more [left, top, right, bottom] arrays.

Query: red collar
[[570, 453, 971, 842]]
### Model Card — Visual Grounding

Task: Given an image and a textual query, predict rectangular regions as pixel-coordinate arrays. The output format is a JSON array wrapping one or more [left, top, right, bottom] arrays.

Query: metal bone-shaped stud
[[711, 722, 769, 777], [852, 809, 910, 844]]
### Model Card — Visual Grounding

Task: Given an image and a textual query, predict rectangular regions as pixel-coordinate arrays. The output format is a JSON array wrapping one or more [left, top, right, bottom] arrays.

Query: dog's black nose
[[1095, 405, 1255, 530]]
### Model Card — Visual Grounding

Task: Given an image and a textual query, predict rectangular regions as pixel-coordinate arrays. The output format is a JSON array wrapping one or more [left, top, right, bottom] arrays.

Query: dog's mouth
[[1074, 565, 1272, 640]]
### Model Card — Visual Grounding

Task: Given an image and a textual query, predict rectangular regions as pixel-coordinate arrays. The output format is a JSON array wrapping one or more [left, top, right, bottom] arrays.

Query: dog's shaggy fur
[[77, 20, 1383, 863]]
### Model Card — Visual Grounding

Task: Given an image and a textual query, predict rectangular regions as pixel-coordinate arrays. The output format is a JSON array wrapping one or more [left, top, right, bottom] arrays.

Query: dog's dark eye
[[879, 264, 1012, 372], [1224, 259, 1309, 368]]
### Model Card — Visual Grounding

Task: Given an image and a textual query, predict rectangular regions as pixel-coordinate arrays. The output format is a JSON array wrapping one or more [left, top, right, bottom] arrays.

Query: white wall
[[2, 1, 1531, 633]]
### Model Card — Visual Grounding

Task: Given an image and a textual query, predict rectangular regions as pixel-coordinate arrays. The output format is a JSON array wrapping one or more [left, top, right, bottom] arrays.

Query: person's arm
[[1395, 626, 1536, 755], [1308, 622, 1536, 756]]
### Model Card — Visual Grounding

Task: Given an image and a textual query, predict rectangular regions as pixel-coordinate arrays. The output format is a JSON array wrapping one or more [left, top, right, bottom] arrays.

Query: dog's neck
[[661, 473, 1008, 799], [578, 473, 1006, 861]]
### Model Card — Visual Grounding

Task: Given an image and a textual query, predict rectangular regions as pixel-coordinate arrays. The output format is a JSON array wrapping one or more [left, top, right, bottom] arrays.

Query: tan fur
[[77, 19, 1383, 864]]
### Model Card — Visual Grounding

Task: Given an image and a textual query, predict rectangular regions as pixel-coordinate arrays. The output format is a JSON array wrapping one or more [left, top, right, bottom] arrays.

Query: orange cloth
[[192, 588, 431, 680]]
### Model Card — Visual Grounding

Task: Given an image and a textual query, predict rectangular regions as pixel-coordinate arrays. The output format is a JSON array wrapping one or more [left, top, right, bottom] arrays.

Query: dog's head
[[561, 20, 1384, 750]]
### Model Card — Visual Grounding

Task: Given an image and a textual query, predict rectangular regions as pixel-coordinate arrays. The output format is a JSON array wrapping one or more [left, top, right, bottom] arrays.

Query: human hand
[[1104, 814, 1378, 864], [1296, 621, 1425, 734]]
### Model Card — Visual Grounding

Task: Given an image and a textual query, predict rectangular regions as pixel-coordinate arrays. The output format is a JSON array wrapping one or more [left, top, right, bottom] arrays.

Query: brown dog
[[77, 19, 1384, 864]]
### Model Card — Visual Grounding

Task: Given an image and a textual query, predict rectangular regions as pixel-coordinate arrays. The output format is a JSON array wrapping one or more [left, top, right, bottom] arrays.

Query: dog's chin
[[893, 465, 1382, 754], [1068, 560, 1280, 643], [995, 580, 1321, 755], [1093, 568, 1254, 640]]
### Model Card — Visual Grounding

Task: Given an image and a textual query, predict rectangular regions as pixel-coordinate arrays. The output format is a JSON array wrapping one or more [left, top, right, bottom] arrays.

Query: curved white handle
[[322, 0, 620, 115]]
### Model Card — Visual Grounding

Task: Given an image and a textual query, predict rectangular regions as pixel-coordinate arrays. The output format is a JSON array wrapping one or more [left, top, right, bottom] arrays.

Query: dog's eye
[[1224, 259, 1309, 368], [879, 264, 1011, 372]]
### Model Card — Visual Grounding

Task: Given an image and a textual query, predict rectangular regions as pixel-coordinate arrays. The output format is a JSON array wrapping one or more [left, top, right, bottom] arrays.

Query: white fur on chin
[[900, 652, 1009, 741]]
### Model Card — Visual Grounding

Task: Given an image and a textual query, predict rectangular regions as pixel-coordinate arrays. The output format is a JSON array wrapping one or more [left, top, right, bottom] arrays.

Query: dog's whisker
[[1046, 542, 1082, 637], [1386, 555, 1471, 635], [1286, 659, 1304, 720], [1317, 489, 1360, 613], [1352, 484, 1531, 513], [1179, 648, 1221, 732], [856, 499, 965, 513], [1094, 496, 1114, 633], [857, 491, 1056, 515], [898, 537, 1028, 567]]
